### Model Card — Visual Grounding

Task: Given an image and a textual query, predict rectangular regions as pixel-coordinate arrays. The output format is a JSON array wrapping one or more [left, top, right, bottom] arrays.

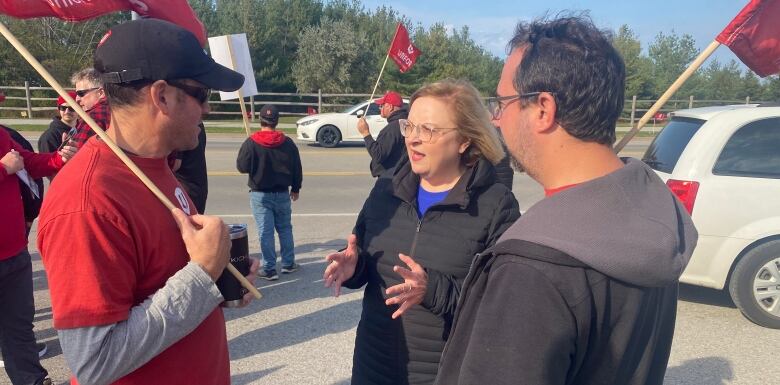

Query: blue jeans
[[249, 191, 295, 272]]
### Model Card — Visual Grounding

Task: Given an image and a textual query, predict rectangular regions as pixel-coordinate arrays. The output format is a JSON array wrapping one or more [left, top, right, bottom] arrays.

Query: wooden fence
[[0, 82, 771, 123]]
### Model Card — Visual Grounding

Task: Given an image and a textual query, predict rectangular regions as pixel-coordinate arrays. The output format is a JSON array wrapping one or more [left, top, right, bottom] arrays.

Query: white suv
[[296, 100, 408, 148], [642, 103, 780, 328]]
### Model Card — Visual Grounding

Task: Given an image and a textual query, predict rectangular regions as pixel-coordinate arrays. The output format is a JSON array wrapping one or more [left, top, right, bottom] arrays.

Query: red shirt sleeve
[[38, 209, 139, 329], [12, 139, 64, 179]]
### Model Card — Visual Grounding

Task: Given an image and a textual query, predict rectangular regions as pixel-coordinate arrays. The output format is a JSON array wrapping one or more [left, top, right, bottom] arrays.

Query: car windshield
[[341, 103, 361, 113], [642, 117, 705, 173]]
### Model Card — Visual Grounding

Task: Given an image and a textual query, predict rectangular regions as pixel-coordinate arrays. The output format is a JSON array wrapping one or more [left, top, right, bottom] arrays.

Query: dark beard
[[510, 156, 525, 173]]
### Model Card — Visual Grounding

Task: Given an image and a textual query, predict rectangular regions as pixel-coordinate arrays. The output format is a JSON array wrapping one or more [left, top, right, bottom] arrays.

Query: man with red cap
[[356, 90, 408, 177], [38, 91, 78, 157]]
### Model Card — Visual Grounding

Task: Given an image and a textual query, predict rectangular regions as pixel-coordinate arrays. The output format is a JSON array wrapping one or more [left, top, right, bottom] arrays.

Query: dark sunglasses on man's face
[[75, 87, 99, 98], [58, 105, 75, 112], [167, 80, 211, 104]]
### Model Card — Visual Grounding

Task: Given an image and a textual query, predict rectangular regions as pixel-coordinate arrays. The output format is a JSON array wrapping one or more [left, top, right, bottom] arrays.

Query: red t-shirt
[[37, 137, 229, 385], [0, 127, 63, 260]]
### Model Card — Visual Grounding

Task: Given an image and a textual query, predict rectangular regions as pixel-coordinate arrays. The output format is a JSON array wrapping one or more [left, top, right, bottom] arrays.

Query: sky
[[360, 0, 748, 67]]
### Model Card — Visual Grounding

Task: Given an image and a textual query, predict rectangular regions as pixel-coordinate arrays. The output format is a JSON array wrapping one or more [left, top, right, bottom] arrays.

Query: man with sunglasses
[[436, 15, 697, 385], [38, 92, 78, 161], [70, 67, 110, 148], [37, 19, 258, 385]]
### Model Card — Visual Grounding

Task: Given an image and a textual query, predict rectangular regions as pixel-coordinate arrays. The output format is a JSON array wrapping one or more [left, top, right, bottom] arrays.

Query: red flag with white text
[[388, 23, 421, 73], [716, 0, 780, 77], [0, 0, 207, 46]]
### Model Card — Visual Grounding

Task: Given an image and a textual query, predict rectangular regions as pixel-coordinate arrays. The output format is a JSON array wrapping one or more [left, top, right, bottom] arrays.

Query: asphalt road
[[2, 133, 778, 385]]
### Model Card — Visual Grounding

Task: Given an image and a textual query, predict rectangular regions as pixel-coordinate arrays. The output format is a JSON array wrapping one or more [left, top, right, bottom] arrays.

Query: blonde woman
[[324, 79, 520, 384]]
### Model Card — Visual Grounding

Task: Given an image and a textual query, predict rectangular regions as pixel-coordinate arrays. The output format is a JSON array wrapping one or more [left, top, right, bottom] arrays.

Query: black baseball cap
[[94, 19, 244, 92], [259, 105, 279, 125]]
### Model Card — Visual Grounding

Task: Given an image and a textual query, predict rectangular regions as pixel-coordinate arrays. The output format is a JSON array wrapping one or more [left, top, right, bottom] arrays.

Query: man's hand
[[1, 149, 24, 175], [323, 234, 359, 297], [58, 132, 78, 163], [357, 117, 371, 138], [290, 191, 300, 202], [385, 253, 428, 319], [171, 208, 230, 281], [237, 257, 260, 307]]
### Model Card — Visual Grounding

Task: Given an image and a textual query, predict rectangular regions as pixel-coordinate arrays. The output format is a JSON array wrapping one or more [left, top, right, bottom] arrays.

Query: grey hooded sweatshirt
[[435, 158, 698, 385]]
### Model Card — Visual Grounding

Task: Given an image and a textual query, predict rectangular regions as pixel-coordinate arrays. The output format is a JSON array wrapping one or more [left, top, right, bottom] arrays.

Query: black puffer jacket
[[343, 156, 520, 385]]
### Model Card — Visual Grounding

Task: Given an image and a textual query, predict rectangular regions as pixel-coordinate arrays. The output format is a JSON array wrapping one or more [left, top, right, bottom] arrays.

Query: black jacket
[[364, 108, 408, 177], [39, 117, 71, 154], [436, 159, 698, 385], [343, 156, 520, 385], [174, 125, 208, 214], [236, 133, 302, 193]]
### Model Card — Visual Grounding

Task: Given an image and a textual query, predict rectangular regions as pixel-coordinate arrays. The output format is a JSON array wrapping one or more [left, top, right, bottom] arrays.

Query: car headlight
[[298, 119, 318, 126]]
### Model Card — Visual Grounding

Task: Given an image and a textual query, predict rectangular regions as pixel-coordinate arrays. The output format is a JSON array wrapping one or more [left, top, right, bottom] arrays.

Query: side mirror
[[356, 109, 365, 118]]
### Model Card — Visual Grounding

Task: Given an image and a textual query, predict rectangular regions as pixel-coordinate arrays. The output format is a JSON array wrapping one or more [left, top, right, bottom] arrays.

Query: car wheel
[[729, 240, 780, 329], [317, 125, 341, 148]]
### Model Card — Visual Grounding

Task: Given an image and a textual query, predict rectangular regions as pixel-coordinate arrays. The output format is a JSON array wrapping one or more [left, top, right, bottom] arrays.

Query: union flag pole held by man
[[614, 0, 780, 152], [0, 0, 261, 299], [367, 23, 421, 104]]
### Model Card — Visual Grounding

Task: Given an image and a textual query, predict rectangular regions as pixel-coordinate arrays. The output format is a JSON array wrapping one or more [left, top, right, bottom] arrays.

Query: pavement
[[1, 133, 778, 385]]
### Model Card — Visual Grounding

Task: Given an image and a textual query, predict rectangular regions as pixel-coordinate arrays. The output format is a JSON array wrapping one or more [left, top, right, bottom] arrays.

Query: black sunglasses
[[75, 87, 99, 98], [58, 105, 75, 112], [167, 80, 211, 104]]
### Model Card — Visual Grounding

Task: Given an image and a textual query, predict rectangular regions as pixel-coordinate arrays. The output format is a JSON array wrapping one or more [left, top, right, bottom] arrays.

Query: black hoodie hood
[[498, 158, 698, 287]]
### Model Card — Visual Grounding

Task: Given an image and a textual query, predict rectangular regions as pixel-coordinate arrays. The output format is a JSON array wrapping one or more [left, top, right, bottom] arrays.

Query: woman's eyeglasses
[[58, 105, 75, 112], [167, 80, 211, 104], [399, 119, 457, 143], [485, 91, 555, 120]]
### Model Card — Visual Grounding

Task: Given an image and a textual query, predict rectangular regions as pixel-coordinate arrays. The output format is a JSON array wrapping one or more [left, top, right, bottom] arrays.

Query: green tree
[[648, 31, 700, 98], [612, 25, 653, 98], [292, 18, 372, 93], [739, 70, 763, 101], [698, 59, 743, 100], [761, 75, 780, 102]]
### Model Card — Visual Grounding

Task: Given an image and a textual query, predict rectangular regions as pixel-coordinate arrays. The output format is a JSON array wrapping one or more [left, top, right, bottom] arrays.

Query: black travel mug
[[216, 224, 251, 307]]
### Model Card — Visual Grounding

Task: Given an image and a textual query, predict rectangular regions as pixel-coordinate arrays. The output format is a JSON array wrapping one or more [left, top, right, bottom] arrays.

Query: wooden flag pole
[[614, 40, 721, 153], [368, 54, 391, 103], [0, 21, 261, 300], [226, 36, 252, 136]]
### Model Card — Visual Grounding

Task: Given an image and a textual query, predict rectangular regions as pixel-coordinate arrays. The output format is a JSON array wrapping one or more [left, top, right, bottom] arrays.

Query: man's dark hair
[[508, 13, 625, 145], [102, 77, 153, 108]]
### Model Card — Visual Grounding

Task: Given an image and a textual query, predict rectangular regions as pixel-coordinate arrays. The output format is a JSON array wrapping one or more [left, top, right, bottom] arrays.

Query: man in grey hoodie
[[435, 14, 698, 385]]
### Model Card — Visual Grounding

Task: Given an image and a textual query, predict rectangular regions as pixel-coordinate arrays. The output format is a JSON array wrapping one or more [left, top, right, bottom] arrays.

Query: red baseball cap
[[57, 91, 78, 106], [374, 91, 402, 107]]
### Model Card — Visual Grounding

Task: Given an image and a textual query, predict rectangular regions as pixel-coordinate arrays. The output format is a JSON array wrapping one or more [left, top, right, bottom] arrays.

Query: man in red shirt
[[1, 126, 76, 385], [37, 19, 256, 385]]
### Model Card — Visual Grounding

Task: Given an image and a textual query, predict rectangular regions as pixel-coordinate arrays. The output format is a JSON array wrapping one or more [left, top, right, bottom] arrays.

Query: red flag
[[388, 23, 421, 73], [716, 0, 780, 77], [0, 0, 207, 46]]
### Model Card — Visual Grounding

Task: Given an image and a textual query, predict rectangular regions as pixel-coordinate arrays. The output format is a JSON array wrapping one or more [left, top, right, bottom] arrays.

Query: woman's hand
[[385, 253, 428, 319], [324, 234, 359, 297]]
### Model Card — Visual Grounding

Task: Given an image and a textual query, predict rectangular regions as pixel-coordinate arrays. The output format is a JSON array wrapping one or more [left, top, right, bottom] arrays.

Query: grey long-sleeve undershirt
[[58, 262, 224, 385]]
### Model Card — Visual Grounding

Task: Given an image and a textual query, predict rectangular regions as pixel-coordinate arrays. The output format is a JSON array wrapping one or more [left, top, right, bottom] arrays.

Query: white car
[[296, 100, 408, 148], [642, 103, 780, 328]]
